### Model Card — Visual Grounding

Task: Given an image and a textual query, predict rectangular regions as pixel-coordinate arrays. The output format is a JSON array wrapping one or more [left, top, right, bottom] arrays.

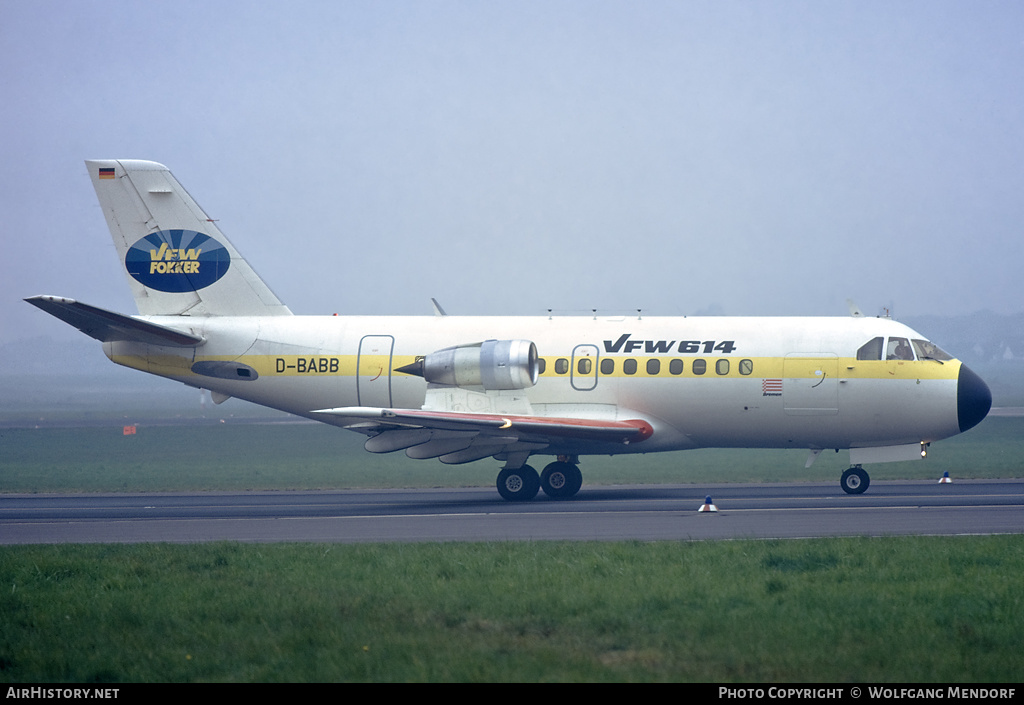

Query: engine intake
[[396, 339, 539, 390]]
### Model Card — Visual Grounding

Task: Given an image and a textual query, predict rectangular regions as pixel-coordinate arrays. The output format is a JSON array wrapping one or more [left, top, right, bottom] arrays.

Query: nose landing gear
[[840, 465, 870, 494]]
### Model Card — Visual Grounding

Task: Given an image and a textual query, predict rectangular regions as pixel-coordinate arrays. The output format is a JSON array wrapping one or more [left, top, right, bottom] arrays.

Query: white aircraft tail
[[86, 159, 291, 317]]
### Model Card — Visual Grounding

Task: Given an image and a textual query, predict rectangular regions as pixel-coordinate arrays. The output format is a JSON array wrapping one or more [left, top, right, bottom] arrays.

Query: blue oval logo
[[125, 230, 231, 293]]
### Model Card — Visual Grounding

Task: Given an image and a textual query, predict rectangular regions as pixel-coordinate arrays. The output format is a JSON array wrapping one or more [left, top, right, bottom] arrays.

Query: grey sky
[[4, 1, 1023, 345]]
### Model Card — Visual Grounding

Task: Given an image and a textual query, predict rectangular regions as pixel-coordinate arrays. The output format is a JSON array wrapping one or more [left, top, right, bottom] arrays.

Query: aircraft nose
[[958, 363, 992, 433]]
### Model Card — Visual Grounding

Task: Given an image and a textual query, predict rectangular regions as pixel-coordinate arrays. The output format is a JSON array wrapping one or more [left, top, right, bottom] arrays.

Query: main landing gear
[[540, 459, 583, 499], [840, 465, 870, 495], [496, 465, 539, 502], [496, 456, 583, 501]]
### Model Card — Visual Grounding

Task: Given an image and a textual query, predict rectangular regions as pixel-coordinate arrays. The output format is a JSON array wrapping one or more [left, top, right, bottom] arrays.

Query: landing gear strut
[[840, 465, 870, 495]]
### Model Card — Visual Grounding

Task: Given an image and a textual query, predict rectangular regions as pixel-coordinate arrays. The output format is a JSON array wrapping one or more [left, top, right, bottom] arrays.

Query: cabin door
[[570, 344, 599, 391], [357, 335, 395, 407], [783, 353, 839, 415]]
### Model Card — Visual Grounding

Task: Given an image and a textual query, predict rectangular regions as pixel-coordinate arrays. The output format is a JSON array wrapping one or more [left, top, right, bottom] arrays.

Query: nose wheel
[[840, 466, 870, 494]]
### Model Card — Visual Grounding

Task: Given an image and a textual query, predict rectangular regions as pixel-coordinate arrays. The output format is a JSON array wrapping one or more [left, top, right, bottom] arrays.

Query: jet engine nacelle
[[400, 339, 539, 390]]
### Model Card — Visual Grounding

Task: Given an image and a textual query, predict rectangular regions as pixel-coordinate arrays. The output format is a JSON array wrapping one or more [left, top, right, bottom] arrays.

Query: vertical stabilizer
[[86, 159, 292, 317]]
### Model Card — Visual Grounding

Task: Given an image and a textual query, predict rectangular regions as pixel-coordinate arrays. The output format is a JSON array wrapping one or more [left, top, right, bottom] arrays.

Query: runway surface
[[2, 479, 1022, 544]]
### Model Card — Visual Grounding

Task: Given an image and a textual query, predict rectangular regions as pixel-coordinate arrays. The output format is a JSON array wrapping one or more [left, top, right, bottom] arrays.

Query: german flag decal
[[99, 167, 115, 179]]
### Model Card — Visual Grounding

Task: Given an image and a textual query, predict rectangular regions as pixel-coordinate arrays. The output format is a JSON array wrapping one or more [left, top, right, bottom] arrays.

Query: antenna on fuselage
[[846, 299, 865, 318]]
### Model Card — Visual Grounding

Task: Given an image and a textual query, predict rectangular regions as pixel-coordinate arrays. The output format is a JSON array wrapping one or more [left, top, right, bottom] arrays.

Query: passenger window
[[886, 337, 914, 361], [716, 359, 729, 375], [669, 359, 684, 375], [600, 358, 615, 375], [647, 359, 661, 375], [623, 359, 638, 375], [693, 359, 706, 375], [739, 359, 753, 375], [555, 358, 569, 374], [538, 358, 547, 375], [577, 358, 592, 375], [857, 337, 883, 361]]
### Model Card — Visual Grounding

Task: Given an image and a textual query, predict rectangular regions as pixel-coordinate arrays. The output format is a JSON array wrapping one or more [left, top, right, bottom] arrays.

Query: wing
[[313, 406, 654, 464]]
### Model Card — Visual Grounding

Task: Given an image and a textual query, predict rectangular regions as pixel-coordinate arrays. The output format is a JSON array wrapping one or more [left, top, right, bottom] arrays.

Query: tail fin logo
[[125, 230, 231, 293]]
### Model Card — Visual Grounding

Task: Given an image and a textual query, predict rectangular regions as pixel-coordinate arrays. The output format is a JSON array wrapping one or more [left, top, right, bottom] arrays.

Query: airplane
[[26, 159, 993, 501]]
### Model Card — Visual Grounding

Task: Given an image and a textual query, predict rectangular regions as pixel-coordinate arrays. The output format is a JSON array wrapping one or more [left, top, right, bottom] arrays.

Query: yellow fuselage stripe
[[110, 353, 958, 383]]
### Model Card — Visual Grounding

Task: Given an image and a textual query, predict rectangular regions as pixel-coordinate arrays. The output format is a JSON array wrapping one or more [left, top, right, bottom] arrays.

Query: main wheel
[[496, 465, 540, 502], [540, 461, 583, 499], [840, 466, 870, 495]]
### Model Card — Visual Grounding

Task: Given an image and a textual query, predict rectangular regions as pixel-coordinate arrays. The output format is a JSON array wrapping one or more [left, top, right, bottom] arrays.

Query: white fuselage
[[103, 313, 967, 458]]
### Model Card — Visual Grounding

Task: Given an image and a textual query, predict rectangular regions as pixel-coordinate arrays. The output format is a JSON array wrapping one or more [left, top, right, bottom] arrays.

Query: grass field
[[1, 415, 1021, 494], [2, 414, 1021, 682], [2, 537, 1023, 682]]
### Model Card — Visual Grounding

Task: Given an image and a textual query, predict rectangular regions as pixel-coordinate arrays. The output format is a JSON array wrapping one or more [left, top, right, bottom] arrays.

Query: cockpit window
[[858, 336, 951, 362], [886, 337, 914, 361], [912, 339, 953, 362], [857, 337, 884, 360]]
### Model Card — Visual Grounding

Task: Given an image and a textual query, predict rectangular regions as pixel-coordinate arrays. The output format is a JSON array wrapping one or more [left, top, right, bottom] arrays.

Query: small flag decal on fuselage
[[762, 379, 782, 396], [99, 168, 115, 179]]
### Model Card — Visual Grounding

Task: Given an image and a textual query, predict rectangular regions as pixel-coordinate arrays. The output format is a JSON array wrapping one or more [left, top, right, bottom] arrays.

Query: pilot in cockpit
[[891, 338, 913, 361]]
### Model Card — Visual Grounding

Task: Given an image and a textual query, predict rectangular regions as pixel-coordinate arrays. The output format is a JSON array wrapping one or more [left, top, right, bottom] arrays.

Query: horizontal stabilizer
[[25, 296, 204, 347]]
